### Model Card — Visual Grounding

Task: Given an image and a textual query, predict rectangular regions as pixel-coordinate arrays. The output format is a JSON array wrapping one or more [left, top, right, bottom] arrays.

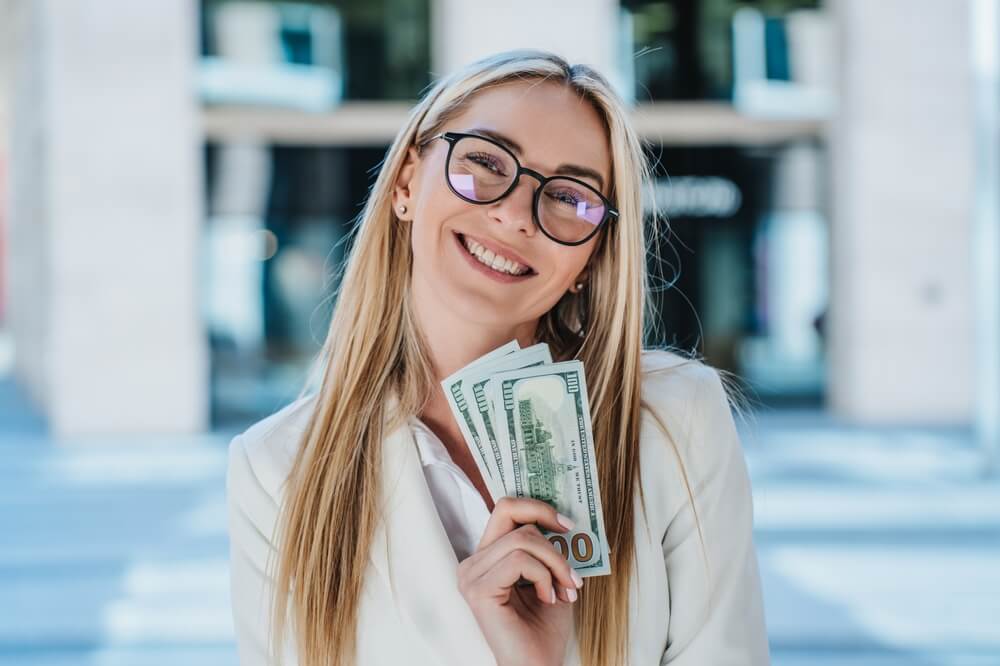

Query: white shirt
[[409, 416, 492, 562]]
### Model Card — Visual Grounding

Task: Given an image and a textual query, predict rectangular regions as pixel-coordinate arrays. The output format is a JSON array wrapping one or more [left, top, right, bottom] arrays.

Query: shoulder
[[637, 348, 745, 514], [639, 348, 730, 431], [226, 393, 319, 507], [640, 352, 769, 662]]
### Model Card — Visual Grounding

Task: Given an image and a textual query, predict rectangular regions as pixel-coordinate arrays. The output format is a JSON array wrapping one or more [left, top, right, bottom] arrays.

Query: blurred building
[[0, 0, 995, 437], [197, 0, 835, 425]]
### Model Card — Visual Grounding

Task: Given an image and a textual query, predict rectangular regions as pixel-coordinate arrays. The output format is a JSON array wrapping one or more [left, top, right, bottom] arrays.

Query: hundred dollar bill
[[489, 360, 611, 577], [461, 343, 553, 498], [440, 339, 521, 499]]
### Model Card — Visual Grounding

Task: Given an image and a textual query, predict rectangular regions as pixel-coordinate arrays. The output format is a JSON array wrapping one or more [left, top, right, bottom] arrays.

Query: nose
[[487, 174, 537, 237]]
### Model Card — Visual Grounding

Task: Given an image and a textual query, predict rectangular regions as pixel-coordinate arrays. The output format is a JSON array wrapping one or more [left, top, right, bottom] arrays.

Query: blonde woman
[[226, 49, 770, 666]]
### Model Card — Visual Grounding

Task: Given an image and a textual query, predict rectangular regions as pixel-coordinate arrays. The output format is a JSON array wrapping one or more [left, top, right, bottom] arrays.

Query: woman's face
[[394, 80, 613, 329]]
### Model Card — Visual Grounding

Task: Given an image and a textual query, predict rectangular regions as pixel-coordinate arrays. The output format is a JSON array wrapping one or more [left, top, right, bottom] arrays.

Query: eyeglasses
[[419, 131, 619, 246]]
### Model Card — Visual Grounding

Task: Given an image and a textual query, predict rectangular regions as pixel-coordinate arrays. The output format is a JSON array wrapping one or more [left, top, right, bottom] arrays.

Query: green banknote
[[489, 361, 611, 577], [461, 343, 553, 497], [440, 339, 520, 498]]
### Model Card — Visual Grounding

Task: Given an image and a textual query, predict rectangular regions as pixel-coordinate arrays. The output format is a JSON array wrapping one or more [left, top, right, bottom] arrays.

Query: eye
[[467, 152, 507, 176], [546, 187, 585, 206]]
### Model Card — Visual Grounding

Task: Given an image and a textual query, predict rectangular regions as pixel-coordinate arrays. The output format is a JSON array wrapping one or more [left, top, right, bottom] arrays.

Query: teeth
[[461, 235, 530, 276]]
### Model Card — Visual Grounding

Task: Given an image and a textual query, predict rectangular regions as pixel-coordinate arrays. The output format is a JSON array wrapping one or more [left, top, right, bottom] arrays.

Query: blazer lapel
[[369, 412, 496, 665]]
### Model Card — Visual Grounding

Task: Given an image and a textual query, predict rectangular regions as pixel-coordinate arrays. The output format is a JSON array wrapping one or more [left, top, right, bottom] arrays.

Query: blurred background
[[0, 0, 998, 664]]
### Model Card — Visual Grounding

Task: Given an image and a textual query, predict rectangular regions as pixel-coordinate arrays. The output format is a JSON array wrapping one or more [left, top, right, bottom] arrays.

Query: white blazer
[[226, 350, 771, 665]]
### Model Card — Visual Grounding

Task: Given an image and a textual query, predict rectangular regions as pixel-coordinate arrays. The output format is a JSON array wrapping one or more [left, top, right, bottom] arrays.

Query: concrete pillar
[[430, 0, 623, 95], [971, 0, 1000, 473], [828, 0, 975, 424], [5, 0, 207, 435], [0, 3, 12, 338]]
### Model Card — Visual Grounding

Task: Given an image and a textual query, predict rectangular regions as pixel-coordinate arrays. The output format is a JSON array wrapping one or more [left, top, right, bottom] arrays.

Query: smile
[[454, 232, 536, 281]]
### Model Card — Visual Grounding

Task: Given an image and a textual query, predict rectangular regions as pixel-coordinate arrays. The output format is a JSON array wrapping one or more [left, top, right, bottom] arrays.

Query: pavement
[[744, 408, 1000, 665], [0, 376, 998, 665]]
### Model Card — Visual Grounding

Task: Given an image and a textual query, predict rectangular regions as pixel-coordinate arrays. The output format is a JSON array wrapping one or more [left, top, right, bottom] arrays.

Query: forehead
[[447, 80, 612, 192]]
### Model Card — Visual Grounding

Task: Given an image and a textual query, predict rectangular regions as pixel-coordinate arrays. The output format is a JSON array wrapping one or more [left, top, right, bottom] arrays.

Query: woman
[[226, 49, 770, 666]]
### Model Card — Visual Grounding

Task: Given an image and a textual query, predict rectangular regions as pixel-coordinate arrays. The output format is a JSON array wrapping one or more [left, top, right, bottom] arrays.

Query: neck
[[410, 275, 538, 386], [408, 271, 536, 508], [409, 271, 537, 443]]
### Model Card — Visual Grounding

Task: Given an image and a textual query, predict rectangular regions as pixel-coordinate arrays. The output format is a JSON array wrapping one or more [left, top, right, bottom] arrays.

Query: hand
[[457, 497, 585, 666]]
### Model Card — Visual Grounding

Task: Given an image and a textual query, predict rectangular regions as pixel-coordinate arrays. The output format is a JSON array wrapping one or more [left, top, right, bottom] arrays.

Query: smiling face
[[393, 80, 613, 329]]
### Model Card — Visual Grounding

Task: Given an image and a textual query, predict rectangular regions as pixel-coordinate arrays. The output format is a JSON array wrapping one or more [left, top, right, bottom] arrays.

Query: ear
[[570, 235, 604, 292], [392, 144, 422, 220], [577, 256, 596, 283], [569, 268, 590, 293]]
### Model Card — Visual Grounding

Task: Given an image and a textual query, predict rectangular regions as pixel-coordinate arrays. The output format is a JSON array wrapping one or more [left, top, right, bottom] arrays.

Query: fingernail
[[566, 586, 578, 602], [571, 569, 584, 589], [556, 513, 575, 530], [550, 588, 557, 604]]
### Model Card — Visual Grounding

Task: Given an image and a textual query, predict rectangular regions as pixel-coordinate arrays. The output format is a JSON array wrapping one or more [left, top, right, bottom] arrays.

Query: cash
[[439, 341, 611, 578], [440, 339, 522, 499]]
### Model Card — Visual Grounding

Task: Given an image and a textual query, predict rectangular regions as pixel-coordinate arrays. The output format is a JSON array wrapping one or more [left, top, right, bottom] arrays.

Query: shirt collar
[[408, 416, 454, 467]]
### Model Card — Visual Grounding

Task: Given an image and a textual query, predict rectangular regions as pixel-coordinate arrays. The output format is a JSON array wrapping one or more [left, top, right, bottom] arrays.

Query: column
[[828, 0, 975, 423], [6, 0, 207, 435], [430, 0, 623, 95]]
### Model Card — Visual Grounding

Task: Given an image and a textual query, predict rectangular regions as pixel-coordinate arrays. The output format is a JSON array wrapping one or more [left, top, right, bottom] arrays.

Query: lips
[[453, 232, 537, 283], [455, 232, 537, 275]]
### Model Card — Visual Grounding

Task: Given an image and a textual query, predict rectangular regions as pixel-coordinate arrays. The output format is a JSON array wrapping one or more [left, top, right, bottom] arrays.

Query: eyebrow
[[464, 126, 606, 192]]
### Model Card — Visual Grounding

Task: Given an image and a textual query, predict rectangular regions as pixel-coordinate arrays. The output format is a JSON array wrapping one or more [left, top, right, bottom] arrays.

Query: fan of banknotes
[[440, 339, 611, 578]]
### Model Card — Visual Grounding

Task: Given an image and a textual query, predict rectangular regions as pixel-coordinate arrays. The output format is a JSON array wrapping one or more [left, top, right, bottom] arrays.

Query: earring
[[398, 205, 407, 214], [574, 281, 584, 292]]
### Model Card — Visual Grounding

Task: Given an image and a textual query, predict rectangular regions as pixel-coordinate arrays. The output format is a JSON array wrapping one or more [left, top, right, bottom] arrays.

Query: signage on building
[[643, 176, 743, 219]]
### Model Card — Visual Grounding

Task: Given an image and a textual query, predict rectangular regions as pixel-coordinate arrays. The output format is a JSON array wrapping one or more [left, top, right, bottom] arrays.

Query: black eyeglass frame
[[420, 131, 619, 247]]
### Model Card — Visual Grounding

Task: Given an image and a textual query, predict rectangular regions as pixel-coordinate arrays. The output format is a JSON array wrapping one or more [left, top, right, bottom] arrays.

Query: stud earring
[[398, 205, 407, 214], [574, 282, 584, 291]]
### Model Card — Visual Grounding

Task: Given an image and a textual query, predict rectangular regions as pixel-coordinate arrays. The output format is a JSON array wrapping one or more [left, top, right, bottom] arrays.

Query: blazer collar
[[369, 407, 497, 665]]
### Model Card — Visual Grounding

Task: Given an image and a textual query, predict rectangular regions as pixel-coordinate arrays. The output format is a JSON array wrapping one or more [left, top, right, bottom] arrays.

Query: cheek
[[412, 177, 463, 239], [408, 191, 468, 274], [542, 244, 593, 287]]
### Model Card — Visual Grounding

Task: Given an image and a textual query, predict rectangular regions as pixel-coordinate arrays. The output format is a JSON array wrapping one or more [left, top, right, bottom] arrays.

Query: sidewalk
[[0, 376, 997, 665], [746, 408, 1000, 665], [0, 377, 240, 666]]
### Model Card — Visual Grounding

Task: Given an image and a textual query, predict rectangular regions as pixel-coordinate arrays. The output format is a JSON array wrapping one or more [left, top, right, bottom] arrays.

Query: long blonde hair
[[267, 48, 713, 666]]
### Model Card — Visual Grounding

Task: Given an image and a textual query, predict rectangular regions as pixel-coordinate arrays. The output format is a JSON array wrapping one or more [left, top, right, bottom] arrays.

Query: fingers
[[466, 523, 583, 596], [458, 497, 584, 608], [464, 549, 561, 606], [478, 496, 575, 550]]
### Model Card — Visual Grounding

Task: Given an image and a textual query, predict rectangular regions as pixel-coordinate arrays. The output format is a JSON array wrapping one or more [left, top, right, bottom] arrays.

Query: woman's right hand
[[457, 496, 585, 666]]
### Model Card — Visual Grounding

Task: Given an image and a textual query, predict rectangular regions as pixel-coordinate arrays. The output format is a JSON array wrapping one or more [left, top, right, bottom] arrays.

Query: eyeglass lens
[[446, 135, 607, 244]]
